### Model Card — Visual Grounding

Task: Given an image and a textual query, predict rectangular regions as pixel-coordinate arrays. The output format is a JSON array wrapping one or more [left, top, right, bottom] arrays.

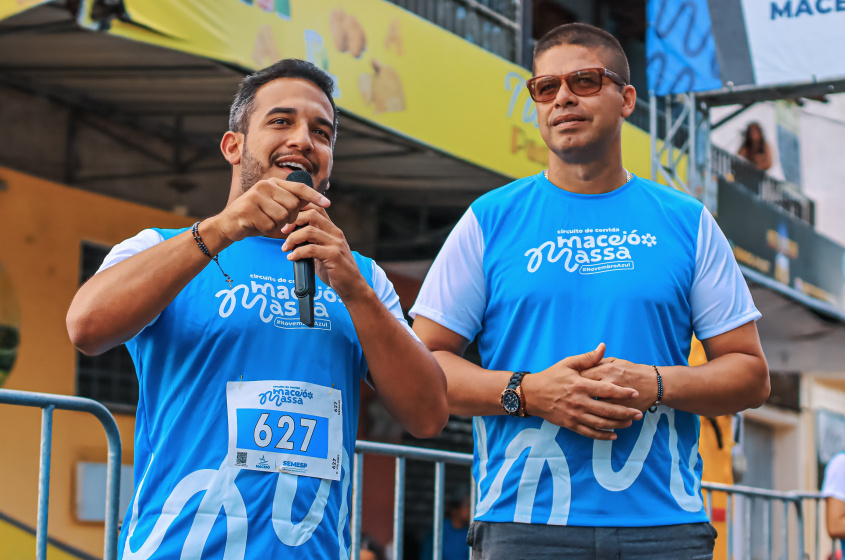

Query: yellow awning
[[78, 0, 549, 180]]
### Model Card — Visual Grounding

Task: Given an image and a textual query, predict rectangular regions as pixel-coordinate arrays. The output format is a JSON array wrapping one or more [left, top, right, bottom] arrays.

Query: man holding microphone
[[67, 59, 448, 559]]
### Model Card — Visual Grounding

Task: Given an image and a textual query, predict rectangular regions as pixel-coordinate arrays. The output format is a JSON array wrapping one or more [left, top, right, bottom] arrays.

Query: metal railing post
[[795, 499, 804, 560], [351, 451, 364, 560], [393, 457, 406, 560], [726, 492, 733, 559], [813, 500, 821, 558], [0, 389, 122, 560], [433, 461, 445, 560], [469, 470, 476, 560], [650, 92, 658, 182], [744, 496, 752, 560], [782, 501, 789, 560], [36, 404, 54, 560], [689, 93, 696, 180], [665, 95, 673, 178], [765, 500, 773, 560], [513, 0, 520, 65]]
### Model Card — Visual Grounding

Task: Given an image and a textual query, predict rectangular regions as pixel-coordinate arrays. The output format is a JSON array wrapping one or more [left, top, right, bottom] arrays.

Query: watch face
[[502, 390, 520, 413]]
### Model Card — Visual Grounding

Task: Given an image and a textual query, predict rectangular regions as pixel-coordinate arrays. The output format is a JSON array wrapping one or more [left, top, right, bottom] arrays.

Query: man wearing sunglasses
[[411, 22, 769, 559]]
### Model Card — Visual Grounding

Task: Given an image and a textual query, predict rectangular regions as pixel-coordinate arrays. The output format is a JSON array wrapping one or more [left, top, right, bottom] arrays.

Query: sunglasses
[[526, 68, 627, 103]]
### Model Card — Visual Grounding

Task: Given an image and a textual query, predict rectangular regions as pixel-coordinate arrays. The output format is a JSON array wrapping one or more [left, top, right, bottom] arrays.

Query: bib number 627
[[253, 413, 317, 452]]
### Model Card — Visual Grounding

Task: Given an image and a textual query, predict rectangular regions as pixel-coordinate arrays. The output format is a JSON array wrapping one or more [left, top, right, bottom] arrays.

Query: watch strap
[[504, 371, 530, 417], [507, 370, 529, 391]]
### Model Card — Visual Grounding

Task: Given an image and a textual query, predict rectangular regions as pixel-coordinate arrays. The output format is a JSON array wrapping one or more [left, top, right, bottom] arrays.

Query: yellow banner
[[82, 0, 549, 179], [0, 0, 51, 21]]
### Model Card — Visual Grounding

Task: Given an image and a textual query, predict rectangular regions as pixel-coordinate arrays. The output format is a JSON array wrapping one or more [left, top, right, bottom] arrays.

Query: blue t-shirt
[[104, 229, 394, 559], [419, 521, 470, 560], [411, 173, 760, 527]]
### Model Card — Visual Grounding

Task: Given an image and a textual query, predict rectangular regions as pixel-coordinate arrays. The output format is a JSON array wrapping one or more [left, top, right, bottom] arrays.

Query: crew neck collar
[[537, 170, 637, 199]]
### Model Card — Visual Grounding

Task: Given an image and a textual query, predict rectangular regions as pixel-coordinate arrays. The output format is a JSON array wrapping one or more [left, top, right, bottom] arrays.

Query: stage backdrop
[[647, 0, 845, 96]]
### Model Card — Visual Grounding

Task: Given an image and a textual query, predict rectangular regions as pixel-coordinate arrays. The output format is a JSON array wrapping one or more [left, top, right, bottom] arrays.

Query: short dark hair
[[533, 23, 630, 85], [229, 59, 338, 137]]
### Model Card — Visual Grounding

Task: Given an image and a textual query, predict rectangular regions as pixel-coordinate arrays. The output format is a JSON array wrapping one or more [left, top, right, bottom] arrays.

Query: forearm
[[433, 346, 643, 438], [431, 350, 511, 417], [67, 219, 232, 355], [829, 517, 845, 540], [345, 289, 449, 438], [827, 498, 845, 538], [415, 315, 642, 439], [661, 352, 769, 416]]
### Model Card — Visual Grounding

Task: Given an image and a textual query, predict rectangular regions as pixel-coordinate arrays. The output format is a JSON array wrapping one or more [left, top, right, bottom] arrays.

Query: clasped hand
[[580, 356, 659, 413], [523, 343, 656, 441]]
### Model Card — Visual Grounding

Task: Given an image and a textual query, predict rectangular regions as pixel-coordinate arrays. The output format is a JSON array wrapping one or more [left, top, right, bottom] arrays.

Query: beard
[[239, 143, 266, 196], [239, 143, 330, 195]]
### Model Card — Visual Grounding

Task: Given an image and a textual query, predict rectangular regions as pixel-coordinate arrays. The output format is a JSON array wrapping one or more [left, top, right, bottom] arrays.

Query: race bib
[[226, 380, 342, 480]]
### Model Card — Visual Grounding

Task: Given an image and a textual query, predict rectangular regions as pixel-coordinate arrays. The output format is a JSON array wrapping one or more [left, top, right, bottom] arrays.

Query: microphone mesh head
[[287, 169, 314, 189]]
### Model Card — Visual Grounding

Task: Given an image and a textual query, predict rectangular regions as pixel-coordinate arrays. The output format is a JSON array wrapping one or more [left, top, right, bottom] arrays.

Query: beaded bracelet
[[192, 221, 233, 288], [648, 365, 663, 413]]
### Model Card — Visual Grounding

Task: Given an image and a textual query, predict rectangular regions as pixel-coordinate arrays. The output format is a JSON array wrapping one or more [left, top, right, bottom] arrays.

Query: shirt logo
[[524, 228, 657, 274], [215, 274, 340, 331]]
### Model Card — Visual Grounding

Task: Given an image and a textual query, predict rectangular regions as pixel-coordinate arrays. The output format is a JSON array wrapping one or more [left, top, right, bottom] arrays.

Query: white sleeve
[[409, 208, 486, 341], [370, 261, 421, 343], [96, 229, 165, 273], [690, 208, 762, 340], [823, 453, 845, 502], [95, 229, 165, 330]]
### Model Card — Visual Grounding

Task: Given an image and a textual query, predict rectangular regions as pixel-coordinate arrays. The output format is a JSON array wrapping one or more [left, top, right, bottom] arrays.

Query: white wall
[[800, 96, 845, 248], [710, 94, 845, 247]]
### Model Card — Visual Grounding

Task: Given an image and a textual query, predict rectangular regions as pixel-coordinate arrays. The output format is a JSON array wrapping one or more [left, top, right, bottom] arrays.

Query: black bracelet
[[192, 221, 233, 288], [648, 365, 663, 413]]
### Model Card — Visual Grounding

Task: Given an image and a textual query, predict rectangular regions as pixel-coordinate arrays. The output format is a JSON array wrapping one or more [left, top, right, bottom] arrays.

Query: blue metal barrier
[[351, 441, 836, 560], [0, 388, 122, 560], [0, 395, 835, 560], [351, 441, 473, 560]]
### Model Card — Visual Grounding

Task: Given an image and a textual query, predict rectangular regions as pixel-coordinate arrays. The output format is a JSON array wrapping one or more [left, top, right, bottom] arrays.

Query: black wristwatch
[[501, 371, 530, 417]]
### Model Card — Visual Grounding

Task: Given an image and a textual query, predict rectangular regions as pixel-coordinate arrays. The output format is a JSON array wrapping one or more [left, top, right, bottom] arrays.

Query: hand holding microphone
[[280, 174, 372, 316], [286, 169, 316, 327], [203, 167, 369, 328]]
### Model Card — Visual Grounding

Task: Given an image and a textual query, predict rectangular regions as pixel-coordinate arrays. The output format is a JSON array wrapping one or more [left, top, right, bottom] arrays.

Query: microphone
[[286, 169, 315, 327]]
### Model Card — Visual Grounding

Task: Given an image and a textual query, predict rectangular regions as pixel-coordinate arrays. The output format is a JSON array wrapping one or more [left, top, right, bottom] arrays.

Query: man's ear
[[621, 85, 637, 119], [221, 131, 244, 165]]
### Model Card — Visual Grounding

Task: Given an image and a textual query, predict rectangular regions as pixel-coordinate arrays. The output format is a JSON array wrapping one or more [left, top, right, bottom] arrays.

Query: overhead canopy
[[0, 1, 520, 222], [747, 267, 845, 372], [696, 78, 845, 108]]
